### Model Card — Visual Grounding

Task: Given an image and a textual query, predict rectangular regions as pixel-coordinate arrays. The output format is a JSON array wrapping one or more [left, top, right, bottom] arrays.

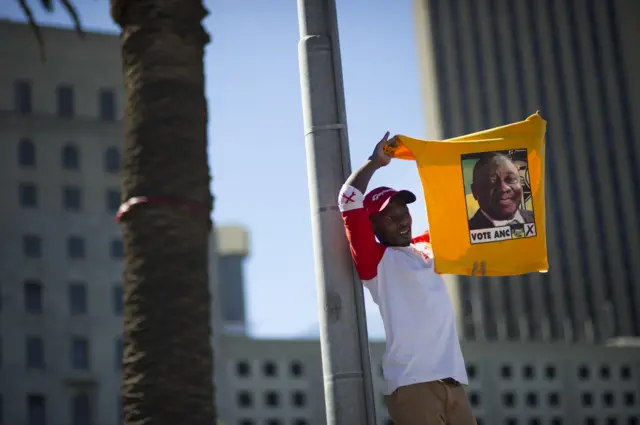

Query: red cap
[[363, 186, 416, 216]]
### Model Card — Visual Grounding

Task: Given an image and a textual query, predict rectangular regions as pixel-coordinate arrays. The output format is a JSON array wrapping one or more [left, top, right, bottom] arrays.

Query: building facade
[[219, 337, 640, 425], [413, 0, 640, 343], [0, 20, 244, 425]]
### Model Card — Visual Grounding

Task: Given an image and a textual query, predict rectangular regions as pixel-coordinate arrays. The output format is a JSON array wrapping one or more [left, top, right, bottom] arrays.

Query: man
[[338, 132, 476, 425], [468, 152, 534, 230]]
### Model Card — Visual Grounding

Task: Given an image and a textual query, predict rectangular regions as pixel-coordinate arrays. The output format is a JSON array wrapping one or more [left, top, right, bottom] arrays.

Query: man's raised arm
[[337, 132, 395, 281]]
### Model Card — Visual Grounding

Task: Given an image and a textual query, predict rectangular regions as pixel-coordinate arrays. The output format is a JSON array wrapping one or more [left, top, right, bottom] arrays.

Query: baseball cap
[[363, 186, 416, 216]]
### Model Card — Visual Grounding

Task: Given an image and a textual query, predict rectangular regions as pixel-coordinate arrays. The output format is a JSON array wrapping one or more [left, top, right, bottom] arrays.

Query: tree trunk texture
[[110, 1, 215, 424]]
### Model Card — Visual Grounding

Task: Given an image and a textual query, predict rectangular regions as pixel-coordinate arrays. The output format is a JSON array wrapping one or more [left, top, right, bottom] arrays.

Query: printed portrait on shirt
[[461, 149, 537, 245]]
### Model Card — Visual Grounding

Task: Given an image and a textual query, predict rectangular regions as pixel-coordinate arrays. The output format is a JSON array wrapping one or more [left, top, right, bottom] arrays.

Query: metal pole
[[297, 1, 377, 424]]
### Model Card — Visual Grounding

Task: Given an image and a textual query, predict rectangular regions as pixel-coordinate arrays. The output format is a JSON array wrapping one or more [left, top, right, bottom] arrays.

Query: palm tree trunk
[[110, 1, 215, 423]]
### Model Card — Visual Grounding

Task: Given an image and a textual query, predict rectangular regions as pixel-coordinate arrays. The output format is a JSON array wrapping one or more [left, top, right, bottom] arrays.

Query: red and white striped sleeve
[[338, 184, 386, 281]]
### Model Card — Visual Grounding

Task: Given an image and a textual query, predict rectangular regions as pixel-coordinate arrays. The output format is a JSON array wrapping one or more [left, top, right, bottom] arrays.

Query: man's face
[[471, 156, 523, 220], [371, 198, 412, 246]]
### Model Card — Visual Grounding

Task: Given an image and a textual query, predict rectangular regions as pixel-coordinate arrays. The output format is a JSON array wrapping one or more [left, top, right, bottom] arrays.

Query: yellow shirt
[[389, 113, 549, 276]]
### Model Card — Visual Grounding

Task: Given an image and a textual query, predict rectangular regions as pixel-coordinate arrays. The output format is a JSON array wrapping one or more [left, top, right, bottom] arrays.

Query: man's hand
[[344, 131, 397, 193], [369, 131, 397, 167]]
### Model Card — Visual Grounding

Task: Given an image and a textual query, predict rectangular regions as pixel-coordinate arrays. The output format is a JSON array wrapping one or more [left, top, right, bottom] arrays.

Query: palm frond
[[17, 0, 85, 62]]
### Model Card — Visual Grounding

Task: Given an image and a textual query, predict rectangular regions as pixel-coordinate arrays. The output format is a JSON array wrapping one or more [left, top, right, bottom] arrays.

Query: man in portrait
[[468, 152, 534, 230]]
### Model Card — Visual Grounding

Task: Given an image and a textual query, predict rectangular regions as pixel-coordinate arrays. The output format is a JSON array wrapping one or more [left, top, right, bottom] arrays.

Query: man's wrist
[[366, 156, 385, 169]]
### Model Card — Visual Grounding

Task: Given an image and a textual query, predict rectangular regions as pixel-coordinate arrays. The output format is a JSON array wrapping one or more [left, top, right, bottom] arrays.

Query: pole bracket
[[305, 123, 346, 137]]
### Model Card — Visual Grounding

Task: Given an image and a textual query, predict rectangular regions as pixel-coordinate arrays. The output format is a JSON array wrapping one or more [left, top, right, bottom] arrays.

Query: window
[[502, 392, 516, 408], [529, 419, 540, 425], [602, 392, 614, 407], [23, 234, 42, 258], [69, 283, 87, 315], [63, 186, 82, 211], [578, 365, 590, 379], [27, 394, 46, 425], [105, 147, 121, 173], [469, 391, 480, 407], [623, 391, 635, 406], [266, 420, 280, 425], [236, 360, 250, 377], [68, 236, 86, 259], [545, 364, 557, 380], [500, 364, 512, 379], [24, 280, 43, 313], [19, 138, 36, 167], [548, 392, 561, 406], [293, 420, 308, 425], [26, 337, 44, 369], [581, 392, 593, 407], [290, 360, 304, 377], [238, 420, 254, 425], [14, 80, 32, 114], [113, 285, 123, 315], [504, 417, 518, 425], [550, 418, 563, 425], [526, 392, 538, 407], [292, 391, 306, 407], [71, 393, 90, 425], [99, 88, 116, 121], [523, 364, 535, 380], [265, 391, 280, 407], [585, 417, 596, 425], [263, 361, 277, 377], [620, 365, 631, 380], [57, 84, 74, 118], [116, 338, 123, 370], [237, 391, 252, 407], [71, 337, 89, 369], [111, 240, 124, 259], [600, 365, 611, 380], [62, 144, 80, 170], [20, 183, 38, 208], [107, 189, 121, 214], [466, 363, 477, 379], [606, 418, 618, 425]]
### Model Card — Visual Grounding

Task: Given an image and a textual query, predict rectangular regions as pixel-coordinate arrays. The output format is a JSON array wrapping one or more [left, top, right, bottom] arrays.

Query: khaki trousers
[[385, 380, 477, 425]]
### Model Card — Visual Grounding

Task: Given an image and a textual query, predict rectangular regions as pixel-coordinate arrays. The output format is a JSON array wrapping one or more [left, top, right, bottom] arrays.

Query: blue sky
[[3, 0, 430, 339]]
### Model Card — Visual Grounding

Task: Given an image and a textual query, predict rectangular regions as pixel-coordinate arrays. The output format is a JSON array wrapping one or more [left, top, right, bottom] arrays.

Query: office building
[[0, 19, 246, 425], [219, 337, 640, 425], [413, 0, 640, 343]]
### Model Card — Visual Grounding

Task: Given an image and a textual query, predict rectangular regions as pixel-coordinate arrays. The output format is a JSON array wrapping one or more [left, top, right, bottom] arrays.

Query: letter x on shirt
[[338, 184, 469, 394]]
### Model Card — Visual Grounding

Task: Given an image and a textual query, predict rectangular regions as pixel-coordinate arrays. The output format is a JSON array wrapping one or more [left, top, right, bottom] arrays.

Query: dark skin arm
[[344, 132, 397, 193]]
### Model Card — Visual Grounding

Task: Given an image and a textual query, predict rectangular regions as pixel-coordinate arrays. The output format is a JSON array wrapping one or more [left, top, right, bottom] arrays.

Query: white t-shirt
[[338, 184, 468, 395]]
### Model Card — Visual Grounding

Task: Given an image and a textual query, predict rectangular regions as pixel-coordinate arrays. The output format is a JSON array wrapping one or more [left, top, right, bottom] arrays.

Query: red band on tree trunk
[[116, 196, 209, 222]]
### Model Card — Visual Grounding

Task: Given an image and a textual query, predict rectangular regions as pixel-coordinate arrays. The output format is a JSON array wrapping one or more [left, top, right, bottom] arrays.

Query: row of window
[[0, 392, 97, 425], [237, 419, 309, 425], [13, 80, 117, 121], [0, 335, 123, 371], [501, 418, 638, 425], [19, 280, 123, 315], [17, 139, 121, 173], [236, 390, 308, 409], [21, 234, 124, 259], [467, 390, 637, 409], [18, 183, 121, 213], [463, 363, 633, 382], [235, 360, 305, 378]]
